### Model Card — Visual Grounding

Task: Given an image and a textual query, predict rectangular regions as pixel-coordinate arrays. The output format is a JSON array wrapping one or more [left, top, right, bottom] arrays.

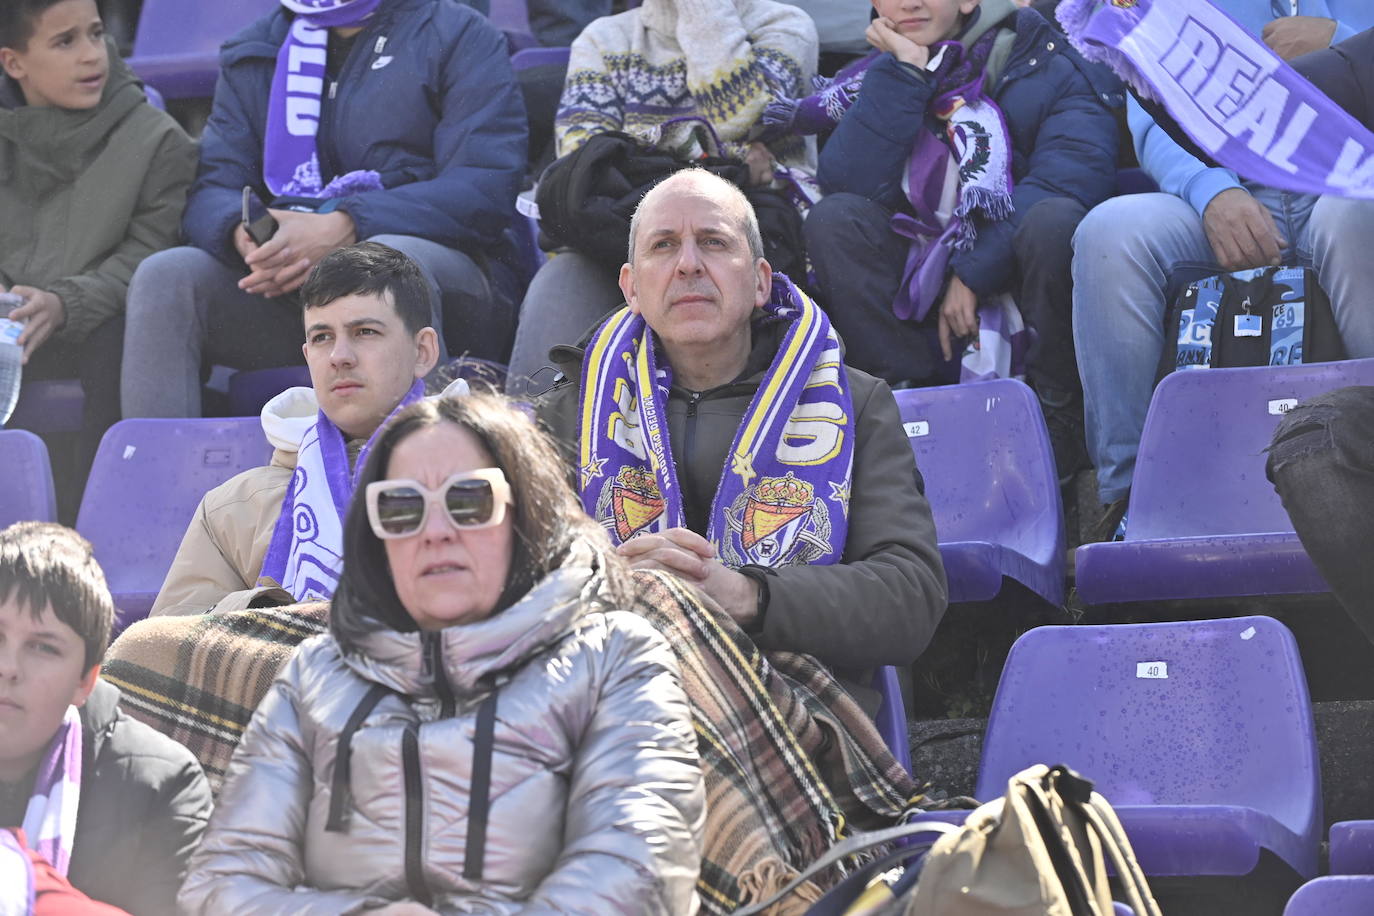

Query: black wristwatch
[[737, 565, 773, 636]]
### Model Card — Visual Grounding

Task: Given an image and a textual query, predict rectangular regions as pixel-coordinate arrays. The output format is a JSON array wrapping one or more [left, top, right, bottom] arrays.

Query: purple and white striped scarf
[[578, 275, 854, 569], [260, 377, 424, 601], [263, 0, 387, 198], [21, 707, 81, 878], [1056, 0, 1374, 199]]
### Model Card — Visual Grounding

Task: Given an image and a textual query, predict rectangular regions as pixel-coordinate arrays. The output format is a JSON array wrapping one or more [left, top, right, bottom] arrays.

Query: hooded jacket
[[179, 541, 704, 915], [150, 386, 314, 617], [816, 1, 1122, 299], [181, 0, 527, 267], [152, 379, 469, 617], [65, 679, 212, 916], [536, 319, 948, 711], [0, 44, 196, 345]]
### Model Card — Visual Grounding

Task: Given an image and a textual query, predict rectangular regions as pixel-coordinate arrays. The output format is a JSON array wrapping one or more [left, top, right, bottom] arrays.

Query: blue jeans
[[1071, 188, 1374, 503]]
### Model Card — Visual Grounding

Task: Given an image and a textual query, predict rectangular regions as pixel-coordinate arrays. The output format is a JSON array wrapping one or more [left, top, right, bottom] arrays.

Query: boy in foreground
[[0, 523, 210, 915]]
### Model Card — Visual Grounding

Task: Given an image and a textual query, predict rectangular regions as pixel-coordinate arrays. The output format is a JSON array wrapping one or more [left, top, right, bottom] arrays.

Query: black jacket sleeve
[[755, 377, 949, 670]]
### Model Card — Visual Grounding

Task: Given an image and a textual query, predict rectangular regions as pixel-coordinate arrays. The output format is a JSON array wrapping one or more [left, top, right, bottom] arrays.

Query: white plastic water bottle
[[0, 292, 24, 427]]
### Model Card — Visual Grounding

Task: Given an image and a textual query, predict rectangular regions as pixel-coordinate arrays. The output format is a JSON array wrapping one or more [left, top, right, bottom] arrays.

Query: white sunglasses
[[364, 468, 513, 539]]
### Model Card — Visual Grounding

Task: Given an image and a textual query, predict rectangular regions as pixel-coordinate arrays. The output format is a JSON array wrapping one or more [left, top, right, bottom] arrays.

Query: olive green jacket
[[0, 44, 196, 345]]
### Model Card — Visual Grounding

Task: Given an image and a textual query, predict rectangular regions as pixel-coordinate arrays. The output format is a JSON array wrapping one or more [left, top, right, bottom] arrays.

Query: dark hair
[[299, 241, 433, 336], [0, 523, 113, 669], [0, 0, 76, 49], [332, 393, 630, 638]]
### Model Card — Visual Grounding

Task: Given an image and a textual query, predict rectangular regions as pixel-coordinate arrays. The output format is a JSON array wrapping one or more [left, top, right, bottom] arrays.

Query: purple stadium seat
[[1283, 877, 1374, 915], [127, 0, 276, 99], [77, 419, 272, 631], [873, 666, 911, 774], [226, 366, 312, 418], [978, 616, 1321, 881], [8, 379, 83, 434], [488, 0, 538, 51], [894, 379, 1065, 606], [510, 46, 571, 70], [1076, 359, 1374, 605], [1330, 821, 1374, 876], [0, 430, 57, 527]]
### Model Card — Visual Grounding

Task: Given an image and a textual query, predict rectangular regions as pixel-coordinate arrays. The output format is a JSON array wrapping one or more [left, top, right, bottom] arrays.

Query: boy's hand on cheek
[[866, 18, 929, 69], [7, 287, 65, 363]]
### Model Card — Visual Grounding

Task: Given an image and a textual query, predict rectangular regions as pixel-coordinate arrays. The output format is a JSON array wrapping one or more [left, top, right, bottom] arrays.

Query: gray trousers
[[122, 236, 490, 418], [504, 251, 623, 397]]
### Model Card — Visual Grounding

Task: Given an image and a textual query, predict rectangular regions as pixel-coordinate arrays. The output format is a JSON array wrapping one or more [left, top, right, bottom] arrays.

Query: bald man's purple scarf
[[1057, 0, 1374, 198]]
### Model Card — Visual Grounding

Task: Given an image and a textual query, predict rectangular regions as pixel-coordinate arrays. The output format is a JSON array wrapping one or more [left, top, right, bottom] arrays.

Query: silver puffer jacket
[[179, 542, 705, 915]]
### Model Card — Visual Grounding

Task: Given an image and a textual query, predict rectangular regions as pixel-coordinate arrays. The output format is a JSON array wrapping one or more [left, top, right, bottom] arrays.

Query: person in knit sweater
[[505, 0, 819, 396]]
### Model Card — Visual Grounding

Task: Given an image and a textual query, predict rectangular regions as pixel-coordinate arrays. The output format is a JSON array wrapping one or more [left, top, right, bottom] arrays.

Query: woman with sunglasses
[[180, 394, 705, 915]]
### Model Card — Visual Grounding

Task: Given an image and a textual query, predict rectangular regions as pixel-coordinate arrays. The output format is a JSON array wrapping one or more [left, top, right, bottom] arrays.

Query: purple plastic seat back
[[227, 366, 313, 419], [872, 666, 911, 774], [1283, 876, 1374, 915], [1076, 359, 1374, 604], [128, 0, 276, 99], [1128, 359, 1374, 541], [488, 0, 538, 50], [8, 379, 83, 434], [76, 419, 273, 630], [510, 46, 571, 70], [1329, 821, 1374, 876], [0, 430, 57, 527], [893, 379, 1064, 605], [979, 616, 1320, 877]]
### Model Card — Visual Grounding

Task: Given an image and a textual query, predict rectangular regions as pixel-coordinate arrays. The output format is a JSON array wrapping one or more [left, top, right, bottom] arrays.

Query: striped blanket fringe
[[629, 572, 924, 914], [101, 573, 923, 913], [102, 603, 330, 794]]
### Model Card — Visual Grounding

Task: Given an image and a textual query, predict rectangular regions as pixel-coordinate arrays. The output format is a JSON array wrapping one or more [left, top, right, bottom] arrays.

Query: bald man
[[538, 170, 947, 711]]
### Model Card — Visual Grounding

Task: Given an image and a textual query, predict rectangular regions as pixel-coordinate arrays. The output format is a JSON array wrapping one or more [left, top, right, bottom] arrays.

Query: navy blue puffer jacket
[[183, 0, 527, 265], [817, 7, 1122, 298]]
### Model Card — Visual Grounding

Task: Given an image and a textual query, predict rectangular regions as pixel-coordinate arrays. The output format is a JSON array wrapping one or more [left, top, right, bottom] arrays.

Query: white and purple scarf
[[260, 377, 424, 600], [20, 707, 81, 878], [579, 275, 854, 570], [1056, 0, 1374, 198], [264, 0, 387, 198]]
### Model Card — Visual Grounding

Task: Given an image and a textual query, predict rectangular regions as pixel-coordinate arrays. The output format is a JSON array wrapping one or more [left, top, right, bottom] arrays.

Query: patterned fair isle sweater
[[556, 0, 819, 170]]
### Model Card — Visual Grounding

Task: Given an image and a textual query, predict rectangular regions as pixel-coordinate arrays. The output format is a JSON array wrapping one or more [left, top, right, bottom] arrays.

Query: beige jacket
[[150, 388, 316, 617]]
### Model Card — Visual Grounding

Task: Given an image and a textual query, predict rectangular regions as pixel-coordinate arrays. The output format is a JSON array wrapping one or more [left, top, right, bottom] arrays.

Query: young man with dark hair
[[151, 242, 448, 616], [0, 522, 210, 916], [0, 0, 196, 504]]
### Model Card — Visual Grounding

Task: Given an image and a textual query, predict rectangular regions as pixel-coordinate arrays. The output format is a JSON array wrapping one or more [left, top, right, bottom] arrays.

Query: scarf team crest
[[579, 275, 854, 569]]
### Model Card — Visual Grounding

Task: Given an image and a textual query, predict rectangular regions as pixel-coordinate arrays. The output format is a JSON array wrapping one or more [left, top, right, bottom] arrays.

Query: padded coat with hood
[[178, 540, 705, 915], [0, 44, 196, 345], [816, 1, 1122, 299], [181, 0, 527, 267], [151, 380, 468, 617]]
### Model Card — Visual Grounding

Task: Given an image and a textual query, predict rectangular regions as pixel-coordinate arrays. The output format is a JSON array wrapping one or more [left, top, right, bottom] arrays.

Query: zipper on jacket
[[401, 722, 434, 907], [425, 631, 457, 719], [316, 15, 386, 182]]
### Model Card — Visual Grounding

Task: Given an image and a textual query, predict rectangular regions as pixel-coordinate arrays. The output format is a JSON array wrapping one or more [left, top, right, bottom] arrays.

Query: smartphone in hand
[[242, 186, 279, 246]]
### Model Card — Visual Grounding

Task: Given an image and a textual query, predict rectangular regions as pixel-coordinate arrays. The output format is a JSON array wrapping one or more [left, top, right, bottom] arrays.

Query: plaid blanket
[[102, 603, 329, 794], [101, 575, 920, 912]]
